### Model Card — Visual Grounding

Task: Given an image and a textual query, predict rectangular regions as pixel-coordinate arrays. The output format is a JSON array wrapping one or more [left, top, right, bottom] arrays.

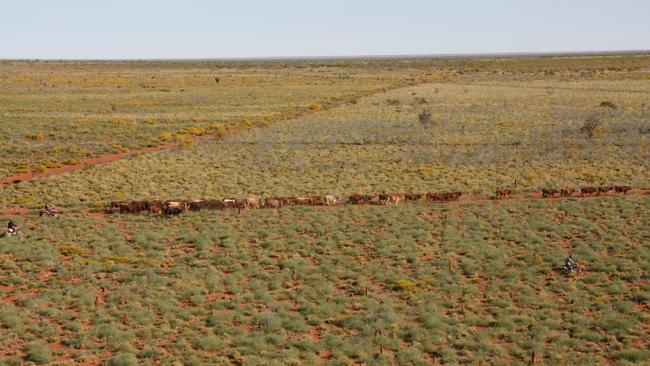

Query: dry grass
[[5, 77, 648, 207], [0, 196, 648, 364]]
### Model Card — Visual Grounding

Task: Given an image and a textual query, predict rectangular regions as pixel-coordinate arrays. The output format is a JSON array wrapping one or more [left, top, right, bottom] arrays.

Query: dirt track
[[1, 83, 417, 187]]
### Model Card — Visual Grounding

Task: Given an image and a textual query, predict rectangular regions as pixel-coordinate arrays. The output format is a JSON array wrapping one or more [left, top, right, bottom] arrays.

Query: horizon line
[[1, 49, 649, 62]]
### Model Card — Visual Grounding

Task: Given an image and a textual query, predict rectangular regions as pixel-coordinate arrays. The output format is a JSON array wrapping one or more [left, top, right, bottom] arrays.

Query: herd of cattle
[[107, 186, 633, 216], [108, 192, 464, 215], [494, 185, 632, 200]]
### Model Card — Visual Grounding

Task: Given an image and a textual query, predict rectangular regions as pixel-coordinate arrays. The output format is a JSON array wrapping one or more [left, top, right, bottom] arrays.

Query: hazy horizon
[[2, 0, 649, 59]]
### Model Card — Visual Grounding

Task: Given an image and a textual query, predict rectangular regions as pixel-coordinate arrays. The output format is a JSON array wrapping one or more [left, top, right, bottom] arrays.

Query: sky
[[1, 0, 649, 59]]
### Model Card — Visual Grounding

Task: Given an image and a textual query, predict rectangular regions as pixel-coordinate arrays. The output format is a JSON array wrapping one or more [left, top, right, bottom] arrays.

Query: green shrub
[[108, 353, 138, 366], [599, 100, 617, 109], [25, 342, 51, 364]]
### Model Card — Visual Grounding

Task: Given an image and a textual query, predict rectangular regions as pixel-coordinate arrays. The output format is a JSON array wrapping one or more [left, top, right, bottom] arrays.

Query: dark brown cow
[[495, 189, 511, 200], [598, 186, 615, 195], [445, 192, 463, 201], [542, 189, 560, 198], [348, 195, 373, 204], [560, 188, 575, 197], [404, 194, 422, 202], [113, 201, 147, 214], [614, 186, 631, 195], [426, 192, 444, 202], [164, 207, 183, 216], [580, 187, 598, 196]]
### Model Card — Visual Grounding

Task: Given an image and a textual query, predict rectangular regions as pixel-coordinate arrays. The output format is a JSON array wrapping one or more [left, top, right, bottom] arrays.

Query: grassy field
[[1, 54, 649, 365], [5, 77, 649, 207], [2, 54, 648, 182], [0, 59, 431, 180], [1, 195, 648, 365]]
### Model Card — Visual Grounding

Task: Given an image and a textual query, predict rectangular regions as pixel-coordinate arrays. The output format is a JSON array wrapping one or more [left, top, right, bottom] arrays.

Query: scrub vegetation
[[1, 196, 649, 364], [1, 54, 649, 365], [5, 76, 649, 207]]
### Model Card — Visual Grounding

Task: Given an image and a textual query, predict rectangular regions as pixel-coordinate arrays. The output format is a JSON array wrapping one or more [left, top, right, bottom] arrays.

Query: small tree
[[580, 115, 602, 139], [418, 108, 439, 128]]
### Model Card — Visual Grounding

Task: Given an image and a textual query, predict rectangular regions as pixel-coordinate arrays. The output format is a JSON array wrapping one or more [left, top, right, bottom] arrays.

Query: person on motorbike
[[7, 220, 18, 234]]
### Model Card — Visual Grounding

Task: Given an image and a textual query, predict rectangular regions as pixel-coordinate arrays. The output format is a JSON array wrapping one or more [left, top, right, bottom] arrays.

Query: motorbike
[[39, 209, 59, 217]]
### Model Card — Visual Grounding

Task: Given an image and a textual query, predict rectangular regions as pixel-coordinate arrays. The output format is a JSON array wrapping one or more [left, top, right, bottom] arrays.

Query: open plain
[[1, 54, 649, 365]]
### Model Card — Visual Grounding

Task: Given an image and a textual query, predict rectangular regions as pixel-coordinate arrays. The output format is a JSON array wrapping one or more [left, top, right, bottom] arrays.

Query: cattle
[[560, 188, 575, 197], [222, 198, 242, 210], [164, 207, 183, 216], [324, 195, 340, 206], [243, 197, 262, 209], [426, 192, 442, 202], [379, 194, 403, 205], [308, 195, 327, 206], [404, 194, 422, 202], [580, 187, 598, 196], [189, 200, 213, 211], [147, 200, 164, 214], [598, 186, 615, 196], [295, 197, 313, 205], [264, 198, 282, 209], [278, 197, 298, 206], [495, 189, 511, 200], [348, 194, 373, 204], [542, 189, 560, 198], [110, 201, 147, 214], [614, 186, 631, 195], [427, 191, 463, 202]]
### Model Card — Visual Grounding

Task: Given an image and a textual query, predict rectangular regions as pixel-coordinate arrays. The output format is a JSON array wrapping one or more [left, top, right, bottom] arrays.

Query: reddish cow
[[495, 189, 511, 200]]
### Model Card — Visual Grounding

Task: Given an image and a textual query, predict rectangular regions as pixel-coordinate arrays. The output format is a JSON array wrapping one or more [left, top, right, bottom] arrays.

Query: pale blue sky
[[1, 0, 649, 59]]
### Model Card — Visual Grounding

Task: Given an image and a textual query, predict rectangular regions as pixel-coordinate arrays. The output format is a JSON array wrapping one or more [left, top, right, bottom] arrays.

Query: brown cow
[[308, 196, 327, 206], [112, 201, 147, 214], [445, 192, 463, 201], [147, 200, 164, 214], [222, 198, 241, 209], [278, 197, 298, 206], [560, 188, 575, 197], [495, 189, 511, 200], [580, 187, 598, 196], [614, 186, 631, 195], [426, 192, 446, 202], [189, 200, 209, 211], [348, 194, 373, 204]]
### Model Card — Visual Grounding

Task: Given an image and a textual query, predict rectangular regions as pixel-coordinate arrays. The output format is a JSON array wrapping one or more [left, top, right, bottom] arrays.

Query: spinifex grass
[[0, 195, 648, 364]]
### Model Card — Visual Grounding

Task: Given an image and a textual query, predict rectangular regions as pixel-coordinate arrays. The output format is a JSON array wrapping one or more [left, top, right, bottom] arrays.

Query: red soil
[[1, 140, 187, 186]]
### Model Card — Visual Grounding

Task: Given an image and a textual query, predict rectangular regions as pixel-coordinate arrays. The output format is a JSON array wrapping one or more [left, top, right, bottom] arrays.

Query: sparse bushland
[[5, 78, 648, 207], [0, 196, 648, 364]]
